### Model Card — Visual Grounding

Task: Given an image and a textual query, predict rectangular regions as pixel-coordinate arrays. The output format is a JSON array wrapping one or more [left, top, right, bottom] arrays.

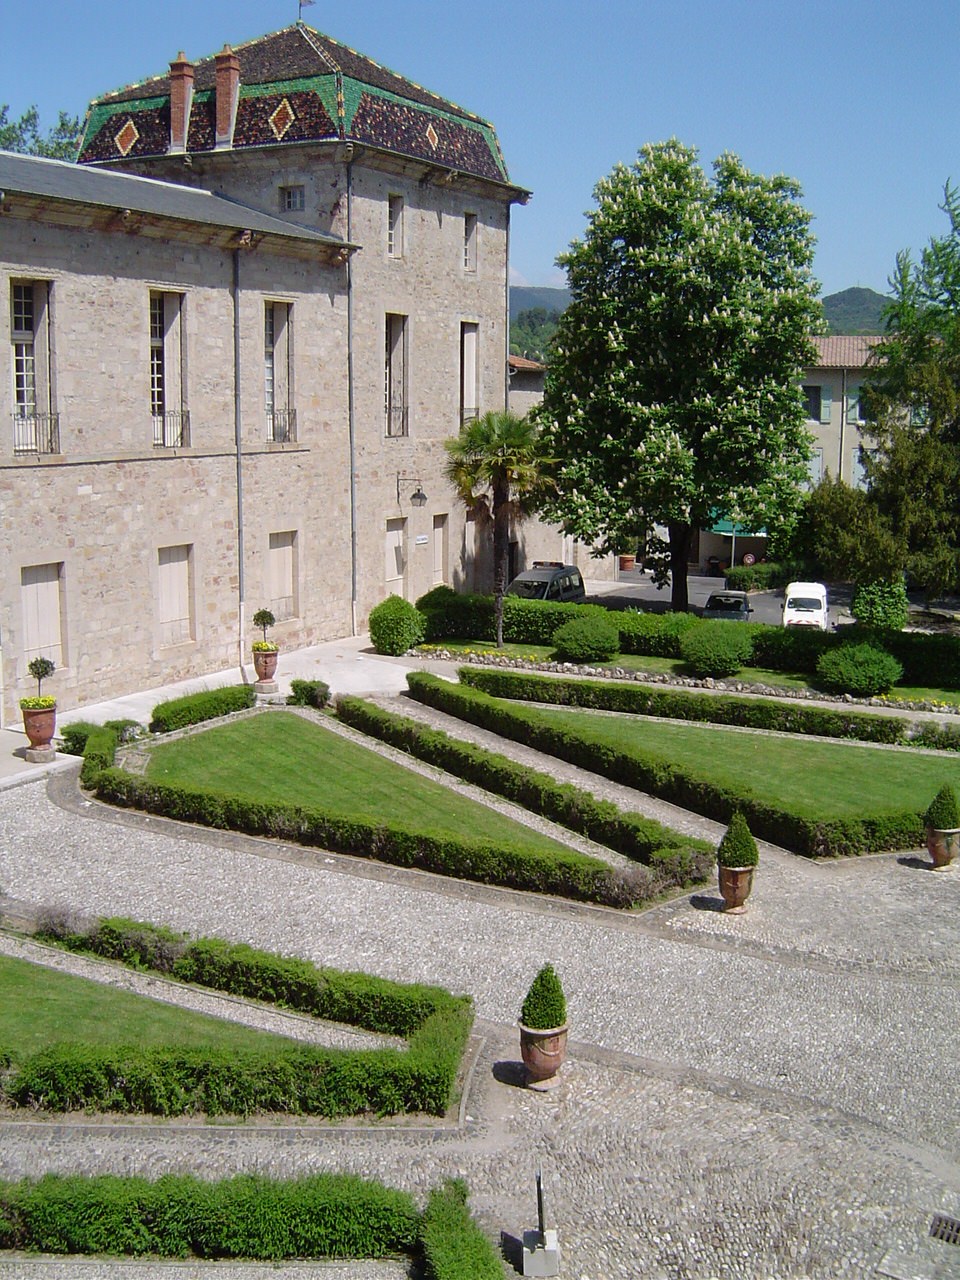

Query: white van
[[782, 582, 829, 630]]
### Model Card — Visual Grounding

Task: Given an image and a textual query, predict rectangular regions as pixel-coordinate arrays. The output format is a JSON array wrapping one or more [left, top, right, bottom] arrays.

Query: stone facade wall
[[0, 209, 350, 721]]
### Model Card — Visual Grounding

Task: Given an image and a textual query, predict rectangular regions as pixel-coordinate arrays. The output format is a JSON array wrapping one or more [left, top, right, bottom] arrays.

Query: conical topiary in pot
[[716, 811, 759, 913], [923, 784, 960, 871], [518, 963, 568, 1090]]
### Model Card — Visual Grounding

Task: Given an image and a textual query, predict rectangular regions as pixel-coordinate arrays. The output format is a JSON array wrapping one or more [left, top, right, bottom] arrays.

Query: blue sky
[[2, 0, 957, 298]]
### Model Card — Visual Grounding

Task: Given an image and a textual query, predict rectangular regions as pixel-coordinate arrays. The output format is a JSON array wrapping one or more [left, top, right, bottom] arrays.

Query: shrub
[[420, 1179, 503, 1280], [680, 621, 754, 677], [816, 643, 903, 697], [616, 609, 700, 657], [149, 686, 256, 734], [79, 725, 119, 789], [717, 812, 759, 867], [252, 608, 276, 645], [415, 587, 494, 642], [520, 964, 566, 1029], [59, 721, 100, 756], [503, 597, 606, 645], [924, 784, 960, 830], [552, 614, 620, 663], [368, 595, 425, 656], [851, 579, 910, 630], [287, 679, 331, 709], [0, 1172, 419, 1260]]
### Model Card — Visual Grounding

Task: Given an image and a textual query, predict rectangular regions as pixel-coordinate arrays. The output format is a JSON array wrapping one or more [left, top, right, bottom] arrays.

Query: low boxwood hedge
[[406, 672, 924, 858], [336, 695, 711, 894], [420, 1179, 503, 1280], [150, 686, 256, 734], [91, 766, 647, 910], [455, 668, 907, 745], [0, 1171, 419, 1260], [20, 915, 472, 1119]]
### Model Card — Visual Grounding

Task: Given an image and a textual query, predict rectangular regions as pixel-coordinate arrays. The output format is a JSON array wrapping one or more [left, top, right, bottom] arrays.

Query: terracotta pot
[[925, 825, 960, 871], [519, 1022, 568, 1090], [21, 704, 57, 752], [252, 648, 279, 683], [718, 864, 755, 914], [618, 554, 636, 572]]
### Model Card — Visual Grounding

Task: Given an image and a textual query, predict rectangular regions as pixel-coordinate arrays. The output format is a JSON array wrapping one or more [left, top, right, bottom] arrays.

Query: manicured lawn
[[144, 712, 572, 856], [524, 704, 960, 820], [0, 954, 298, 1063]]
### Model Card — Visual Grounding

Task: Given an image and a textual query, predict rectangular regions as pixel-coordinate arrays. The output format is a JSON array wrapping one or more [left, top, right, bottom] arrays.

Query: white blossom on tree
[[538, 140, 822, 610]]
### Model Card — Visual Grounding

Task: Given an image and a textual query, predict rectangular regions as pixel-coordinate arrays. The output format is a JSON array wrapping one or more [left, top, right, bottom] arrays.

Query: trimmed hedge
[[816, 642, 903, 697], [455, 668, 907, 746], [552, 614, 620, 663], [416, 586, 494, 642], [336, 695, 711, 893], [150, 686, 256, 734], [502, 596, 607, 645], [369, 594, 425, 655], [0, 1172, 419, 1260], [287, 679, 331, 709], [20, 917, 472, 1119], [79, 725, 120, 790], [679, 621, 754, 677], [616, 609, 700, 657], [420, 1179, 503, 1280], [91, 767, 647, 909], [406, 672, 924, 858]]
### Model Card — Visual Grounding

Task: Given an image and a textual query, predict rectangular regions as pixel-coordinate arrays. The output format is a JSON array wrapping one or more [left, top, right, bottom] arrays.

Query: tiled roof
[[508, 354, 545, 372], [79, 24, 513, 187], [809, 335, 885, 369]]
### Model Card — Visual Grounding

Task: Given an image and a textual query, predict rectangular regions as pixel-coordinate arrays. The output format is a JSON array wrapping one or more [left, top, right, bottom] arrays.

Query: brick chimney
[[168, 52, 194, 154], [215, 44, 241, 149]]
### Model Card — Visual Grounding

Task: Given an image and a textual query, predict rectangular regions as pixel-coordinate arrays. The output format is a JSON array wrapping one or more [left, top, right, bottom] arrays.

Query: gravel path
[[0, 717, 957, 1278]]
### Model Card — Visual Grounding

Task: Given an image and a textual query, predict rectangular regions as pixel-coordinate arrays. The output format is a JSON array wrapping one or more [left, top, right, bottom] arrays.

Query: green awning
[[709, 518, 766, 537]]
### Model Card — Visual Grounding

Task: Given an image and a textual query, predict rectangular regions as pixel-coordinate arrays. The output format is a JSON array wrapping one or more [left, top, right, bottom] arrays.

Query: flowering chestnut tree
[[538, 140, 822, 610]]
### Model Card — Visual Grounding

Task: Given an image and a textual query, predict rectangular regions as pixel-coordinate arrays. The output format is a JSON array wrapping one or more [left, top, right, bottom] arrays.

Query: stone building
[[801, 335, 883, 488], [0, 22, 575, 721]]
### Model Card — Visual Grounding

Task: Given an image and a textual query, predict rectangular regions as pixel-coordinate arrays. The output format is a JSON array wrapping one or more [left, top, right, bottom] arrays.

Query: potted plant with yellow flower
[[20, 656, 57, 761], [251, 608, 279, 692]]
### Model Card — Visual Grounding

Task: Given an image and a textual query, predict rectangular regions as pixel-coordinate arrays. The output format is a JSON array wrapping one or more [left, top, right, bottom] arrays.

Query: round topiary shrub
[[552, 615, 620, 664], [924, 784, 960, 830], [520, 963, 567, 1030], [717, 811, 759, 867], [368, 595, 425, 656], [679, 621, 754, 677], [815, 642, 902, 696], [851, 579, 910, 630]]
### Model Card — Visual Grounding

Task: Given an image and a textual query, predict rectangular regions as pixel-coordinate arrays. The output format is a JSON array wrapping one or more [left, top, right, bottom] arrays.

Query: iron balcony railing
[[385, 404, 409, 438], [266, 407, 297, 443], [153, 409, 191, 448], [13, 412, 60, 456]]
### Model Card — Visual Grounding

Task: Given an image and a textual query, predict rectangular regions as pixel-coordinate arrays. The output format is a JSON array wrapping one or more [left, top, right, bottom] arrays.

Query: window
[[384, 313, 408, 437], [150, 291, 188, 447], [10, 281, 58, 455], [802, 383, 831, 424], [157, 544, 193, 646], [385, 517, 406, 598], [433, 514, 448, 585], [463, 212, 477, 272], [806, 447, 823, 488], [264, 302, 296, 441], [846, 385, 867, 425], [268, 531, 297, 620], [387, 194, 404, 258], [851, 446, 875, 490], [21, 562, 64, 665], [280, 185, 305, 212], [460, 322, 478, 425]]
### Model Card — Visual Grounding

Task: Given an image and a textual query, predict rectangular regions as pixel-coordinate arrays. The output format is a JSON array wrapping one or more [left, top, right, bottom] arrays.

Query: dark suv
[[507, 562, 586, 603]]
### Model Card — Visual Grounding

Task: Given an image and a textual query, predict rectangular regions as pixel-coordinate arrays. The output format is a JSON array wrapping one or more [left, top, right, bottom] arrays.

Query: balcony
[[266, 407, 297, 443], [153, 410, 191, 448], [385, 404, 409, 438], [12, 412, 60, 456]]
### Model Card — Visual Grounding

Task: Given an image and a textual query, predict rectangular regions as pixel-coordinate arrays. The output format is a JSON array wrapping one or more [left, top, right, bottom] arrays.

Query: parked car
[[702, 591, 753, 622], [506, 562, 586, 603], [782, 581, 829, 630]]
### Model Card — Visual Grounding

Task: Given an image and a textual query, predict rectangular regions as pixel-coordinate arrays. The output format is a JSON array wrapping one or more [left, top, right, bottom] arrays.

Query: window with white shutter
[[158, 544, 193, 646]]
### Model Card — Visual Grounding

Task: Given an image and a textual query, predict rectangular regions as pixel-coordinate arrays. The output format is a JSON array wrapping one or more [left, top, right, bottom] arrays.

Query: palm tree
[[444, 410, 553, 647]]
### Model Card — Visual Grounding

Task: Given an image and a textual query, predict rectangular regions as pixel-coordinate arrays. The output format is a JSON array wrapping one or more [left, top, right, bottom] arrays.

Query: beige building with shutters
[[0, 22, 584, 722]]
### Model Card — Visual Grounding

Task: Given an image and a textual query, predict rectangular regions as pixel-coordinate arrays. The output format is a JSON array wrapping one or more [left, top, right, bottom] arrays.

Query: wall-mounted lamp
[[397, 473, 427, 507]]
